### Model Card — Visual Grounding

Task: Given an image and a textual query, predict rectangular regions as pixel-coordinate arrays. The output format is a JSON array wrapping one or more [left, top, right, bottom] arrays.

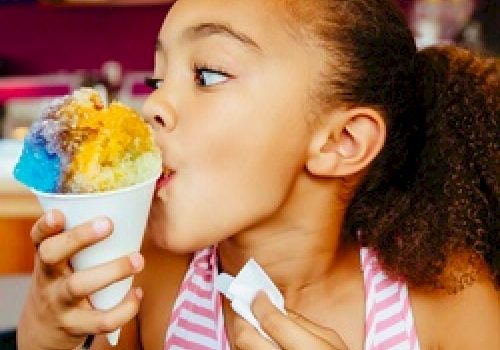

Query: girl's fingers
[[30, 210, 65, 247], [251, 292, 338, 350], [60, 288, 143, 336], [232, 315, 278, 350], [58, 253, 144, 303], [37, 217, 112, 266]]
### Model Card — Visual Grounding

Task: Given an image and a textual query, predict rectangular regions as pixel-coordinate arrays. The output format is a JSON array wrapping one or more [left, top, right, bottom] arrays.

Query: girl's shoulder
[[411, 266, 499, 350]]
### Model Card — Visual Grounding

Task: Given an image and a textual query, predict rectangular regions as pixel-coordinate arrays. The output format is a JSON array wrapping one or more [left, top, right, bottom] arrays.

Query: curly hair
[[287, 0, 499, 291]]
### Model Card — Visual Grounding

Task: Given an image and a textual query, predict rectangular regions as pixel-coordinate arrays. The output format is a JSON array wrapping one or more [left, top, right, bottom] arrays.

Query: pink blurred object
[[131, 82, 153, 96], [0, 76, 82, 102], [410, 0, 477, 48], [0, 84, 70, 103]]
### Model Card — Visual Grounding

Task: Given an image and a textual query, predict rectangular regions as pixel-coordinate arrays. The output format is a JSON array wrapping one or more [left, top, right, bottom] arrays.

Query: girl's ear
[[306, 107, 386, 177]]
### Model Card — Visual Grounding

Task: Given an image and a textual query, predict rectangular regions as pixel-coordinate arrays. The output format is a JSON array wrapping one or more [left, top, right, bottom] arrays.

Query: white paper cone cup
[[32, 173, 159, 346], [107, 329, 121, 347]]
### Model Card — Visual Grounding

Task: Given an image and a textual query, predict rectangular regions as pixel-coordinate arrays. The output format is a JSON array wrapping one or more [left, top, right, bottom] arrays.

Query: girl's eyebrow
[[156, 22, 263, 53]]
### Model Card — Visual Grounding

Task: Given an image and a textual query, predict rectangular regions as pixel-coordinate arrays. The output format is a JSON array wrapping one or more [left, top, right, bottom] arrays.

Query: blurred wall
[[0, 3, 171, 75], [5, 1, 477, 77]]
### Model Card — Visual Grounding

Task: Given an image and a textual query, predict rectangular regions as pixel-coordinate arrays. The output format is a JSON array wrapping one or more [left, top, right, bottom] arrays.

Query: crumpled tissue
[[215, 258, 286, 342]]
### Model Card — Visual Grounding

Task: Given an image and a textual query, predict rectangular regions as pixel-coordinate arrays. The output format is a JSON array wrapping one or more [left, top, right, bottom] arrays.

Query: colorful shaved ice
[[14, 88, 161, 193]]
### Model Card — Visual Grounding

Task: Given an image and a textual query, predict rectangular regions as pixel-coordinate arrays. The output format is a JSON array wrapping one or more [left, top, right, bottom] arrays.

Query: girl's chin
[[147, 197, 225, 253], [159, 223, 225, 253], [145, 217, 208, 253], [164, 233, 215, 254]]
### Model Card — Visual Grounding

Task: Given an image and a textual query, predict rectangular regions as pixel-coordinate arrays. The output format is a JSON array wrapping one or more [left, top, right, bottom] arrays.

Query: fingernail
[[135, 287, 143, 300], [255, 290, 266, 299], [252, 290, 266, 305], [130, 253, 144, 271], [93, 218, 110, 237], [46, 210, 55, 227]]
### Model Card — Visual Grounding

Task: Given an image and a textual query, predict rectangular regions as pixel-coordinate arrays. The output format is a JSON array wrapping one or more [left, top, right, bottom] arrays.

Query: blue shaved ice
[[14, 136, 61, 193]]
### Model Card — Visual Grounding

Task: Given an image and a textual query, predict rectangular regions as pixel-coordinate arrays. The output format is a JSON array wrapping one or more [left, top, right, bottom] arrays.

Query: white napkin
[[215, 258, 286, 341]]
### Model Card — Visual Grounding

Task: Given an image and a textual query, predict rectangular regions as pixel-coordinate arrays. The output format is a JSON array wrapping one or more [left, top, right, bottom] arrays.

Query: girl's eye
[[195, 68, 229, 87], [144, 77, 163, 90]]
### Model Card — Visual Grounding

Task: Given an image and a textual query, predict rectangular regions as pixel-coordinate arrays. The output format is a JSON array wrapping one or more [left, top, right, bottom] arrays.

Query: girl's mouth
[[155, 168, 175, 193]]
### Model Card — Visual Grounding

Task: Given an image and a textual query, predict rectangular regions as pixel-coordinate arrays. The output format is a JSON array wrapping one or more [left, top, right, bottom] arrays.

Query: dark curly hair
[[287, 0, 499, 291]]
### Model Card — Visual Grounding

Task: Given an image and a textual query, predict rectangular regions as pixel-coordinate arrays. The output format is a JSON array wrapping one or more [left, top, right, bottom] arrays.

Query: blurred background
[[0, 0, 498, 348]]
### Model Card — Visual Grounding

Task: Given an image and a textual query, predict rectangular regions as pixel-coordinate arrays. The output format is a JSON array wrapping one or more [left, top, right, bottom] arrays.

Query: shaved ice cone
[[14, 88, 163, 346], [33, 173, 159, 346]]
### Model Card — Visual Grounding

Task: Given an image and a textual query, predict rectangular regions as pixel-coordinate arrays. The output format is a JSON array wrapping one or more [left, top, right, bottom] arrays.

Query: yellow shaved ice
[[58, 89, 161, 193]]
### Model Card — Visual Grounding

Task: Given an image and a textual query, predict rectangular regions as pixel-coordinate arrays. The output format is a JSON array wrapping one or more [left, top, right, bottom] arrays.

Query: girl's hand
[[233, 292, 350, 350], [16, 210, 144, 350]]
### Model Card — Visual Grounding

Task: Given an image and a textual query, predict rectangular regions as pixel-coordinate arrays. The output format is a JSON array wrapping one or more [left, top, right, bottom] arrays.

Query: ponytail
[[345, 46, 499, 291], [300, 0, 498, 291]]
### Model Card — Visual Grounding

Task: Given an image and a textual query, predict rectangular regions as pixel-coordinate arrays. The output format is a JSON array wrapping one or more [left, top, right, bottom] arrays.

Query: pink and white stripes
[[165, 246, 420, 349], [165, 247, 230, 350], [362, 248, 420, 350]]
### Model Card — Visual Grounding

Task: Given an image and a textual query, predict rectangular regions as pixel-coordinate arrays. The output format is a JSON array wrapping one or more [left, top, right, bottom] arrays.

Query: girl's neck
[[218, 173, 353, 299]]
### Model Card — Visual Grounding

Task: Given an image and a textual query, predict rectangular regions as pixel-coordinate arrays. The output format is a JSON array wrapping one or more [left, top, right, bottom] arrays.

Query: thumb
[[287, 310, 350, 350]]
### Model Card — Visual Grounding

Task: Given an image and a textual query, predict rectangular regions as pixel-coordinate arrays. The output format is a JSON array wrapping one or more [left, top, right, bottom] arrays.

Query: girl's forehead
[[160, 0, 308, 51]]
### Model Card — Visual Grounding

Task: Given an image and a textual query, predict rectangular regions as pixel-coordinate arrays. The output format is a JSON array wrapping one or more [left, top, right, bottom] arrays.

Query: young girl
[[18, 0, 499, 349]]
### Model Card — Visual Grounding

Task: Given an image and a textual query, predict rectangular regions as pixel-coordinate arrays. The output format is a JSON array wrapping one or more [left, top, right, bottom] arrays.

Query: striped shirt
[[362, 248, 420, 350], [165, 246, 420, 350]]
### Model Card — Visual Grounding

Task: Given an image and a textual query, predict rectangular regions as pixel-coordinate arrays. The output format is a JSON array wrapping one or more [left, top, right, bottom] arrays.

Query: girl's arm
[[90, 233, 191, 350]]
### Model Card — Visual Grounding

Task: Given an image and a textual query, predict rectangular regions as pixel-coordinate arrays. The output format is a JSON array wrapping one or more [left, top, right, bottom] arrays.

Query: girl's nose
[[142, 90, 176, 131]]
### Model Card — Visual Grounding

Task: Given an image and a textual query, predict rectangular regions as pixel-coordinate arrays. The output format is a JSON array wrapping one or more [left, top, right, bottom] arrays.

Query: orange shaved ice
[[58, 89, 161, 193]]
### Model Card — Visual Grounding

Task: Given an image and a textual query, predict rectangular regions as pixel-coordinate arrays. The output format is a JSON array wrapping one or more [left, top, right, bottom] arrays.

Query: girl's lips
[[155, 171, 175, 192]]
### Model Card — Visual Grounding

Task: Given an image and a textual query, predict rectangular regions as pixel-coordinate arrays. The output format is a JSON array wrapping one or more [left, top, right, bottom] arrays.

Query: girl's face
[[143, 0, 325, 251]]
